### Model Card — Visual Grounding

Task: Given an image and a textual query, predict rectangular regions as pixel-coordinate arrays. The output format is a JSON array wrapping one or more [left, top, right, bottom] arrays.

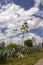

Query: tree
[[20, 21, 28, 45], [24, 39, 33, 47]]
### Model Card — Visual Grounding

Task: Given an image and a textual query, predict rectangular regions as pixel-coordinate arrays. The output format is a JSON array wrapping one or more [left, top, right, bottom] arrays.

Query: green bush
[[24, 39, 33, 47], [7, 43, 19, 50]]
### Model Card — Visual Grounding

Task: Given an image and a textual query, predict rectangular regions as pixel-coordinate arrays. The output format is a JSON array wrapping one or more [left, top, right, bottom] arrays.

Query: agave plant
[[0, 48, 7, 64], [10, 48, 17, 57], [34, 45, 42, 52], [21, 45, 28, 54]]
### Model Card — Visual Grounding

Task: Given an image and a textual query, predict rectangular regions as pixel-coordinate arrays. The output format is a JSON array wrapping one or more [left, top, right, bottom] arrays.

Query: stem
[[22, 32, 24, 45]]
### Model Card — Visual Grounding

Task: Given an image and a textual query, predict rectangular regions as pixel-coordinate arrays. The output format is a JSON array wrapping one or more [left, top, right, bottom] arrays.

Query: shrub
[[24, 39, 33, 47], [7, 43, 19, 50]]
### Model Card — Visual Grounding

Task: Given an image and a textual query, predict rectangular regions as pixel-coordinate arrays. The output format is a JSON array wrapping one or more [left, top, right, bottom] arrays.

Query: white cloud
[[34, 0, 42, 7], [0, 0, 43, 44], [9, 33, 42, 45]]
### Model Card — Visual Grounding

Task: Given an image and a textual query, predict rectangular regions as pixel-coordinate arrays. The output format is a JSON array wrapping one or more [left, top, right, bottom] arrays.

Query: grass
[[0, 49, 43, 65]]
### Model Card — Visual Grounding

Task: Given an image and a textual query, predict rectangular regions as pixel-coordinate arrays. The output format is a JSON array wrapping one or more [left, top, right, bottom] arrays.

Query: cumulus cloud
[[0, 0, 43, 44], [34, 0, 42, 7], [7, 33, 42, 45]]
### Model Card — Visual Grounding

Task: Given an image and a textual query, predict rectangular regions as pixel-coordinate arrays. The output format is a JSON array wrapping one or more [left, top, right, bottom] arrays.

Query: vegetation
[[0, 47, 43, 65], [24, 39, 33, 47], [0, 40, 43, 65], [7, 43, 19, 49]]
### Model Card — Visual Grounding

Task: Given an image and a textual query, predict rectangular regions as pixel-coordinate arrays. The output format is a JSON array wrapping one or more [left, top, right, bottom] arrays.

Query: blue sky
[[29, 27, 43, 37], [0, 0, 35, 10], [13, 0, 35, 10], [0, 0, 43, 43]]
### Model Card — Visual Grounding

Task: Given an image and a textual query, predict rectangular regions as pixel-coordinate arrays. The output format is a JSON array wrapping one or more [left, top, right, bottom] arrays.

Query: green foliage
[[10, 48, 18, 57], [0, 43, 19, 64], [6, 43, 19, 58], [24, 39, 33, 47], [7, 43, 18, 50], [20, 45, 28, 54], [0, 48, 7, 64], [0, 42, 43, 65], [20, 45, 35, 54]]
